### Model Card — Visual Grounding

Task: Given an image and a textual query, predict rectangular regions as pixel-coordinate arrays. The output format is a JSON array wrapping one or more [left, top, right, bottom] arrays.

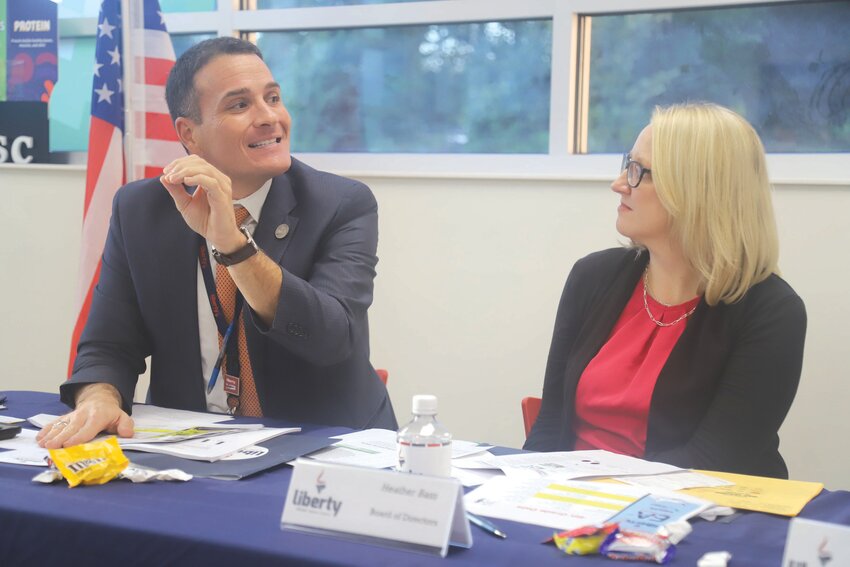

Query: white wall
[[2, 163, 848, 490]]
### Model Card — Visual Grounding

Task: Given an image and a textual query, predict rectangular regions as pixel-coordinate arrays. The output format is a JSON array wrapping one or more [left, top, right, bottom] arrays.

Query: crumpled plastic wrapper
[[600, 529, 676, 564], [697, 551, 732, 567], [33, 437, 191, 486], [699, 505, 736, 521], [33, 463, 192, 484], [656, 520, 692, 544], [120, 465, 192, 483], [553, 523, 619, 556]]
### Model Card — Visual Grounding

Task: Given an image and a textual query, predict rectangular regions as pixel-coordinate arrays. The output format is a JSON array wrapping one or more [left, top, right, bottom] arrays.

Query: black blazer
[[524, 248, 806, 479], [63, 159, 396, 430]]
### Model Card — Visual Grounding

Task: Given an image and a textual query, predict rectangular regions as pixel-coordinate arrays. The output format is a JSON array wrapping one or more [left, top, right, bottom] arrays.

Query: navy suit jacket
[[63, 158, 397, 430]]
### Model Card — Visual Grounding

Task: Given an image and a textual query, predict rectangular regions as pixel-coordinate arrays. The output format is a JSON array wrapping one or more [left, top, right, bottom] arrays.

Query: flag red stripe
[[144, 165, 165, 179], [72, 0, 182, 375], [145, 112, 179, 141], [83, 117, 116, 218], [67, 261, 101, 377], [144, 57, 174, 86]]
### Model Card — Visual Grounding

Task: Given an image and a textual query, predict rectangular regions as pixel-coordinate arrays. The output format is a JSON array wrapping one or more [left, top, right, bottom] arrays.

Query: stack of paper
[[305, 428, 493, 485], [464, 477, 710, 531], [482, 450, 684, 481], [27, 405, 301, 462], [0, 429, 48, 466]]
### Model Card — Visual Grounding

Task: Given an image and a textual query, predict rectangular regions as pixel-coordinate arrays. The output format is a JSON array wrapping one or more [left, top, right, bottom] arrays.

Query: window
[[51, 38, 96, 152], [256, 20, 551, 153], [171, 33, 216, 58], [580, 1, 850, 153], [41, 1, 849, 182], [49, 33, 213, 152]]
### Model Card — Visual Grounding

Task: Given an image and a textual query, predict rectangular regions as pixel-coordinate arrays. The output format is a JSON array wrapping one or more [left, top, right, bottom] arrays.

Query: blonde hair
[[650, 103, 779, 305]]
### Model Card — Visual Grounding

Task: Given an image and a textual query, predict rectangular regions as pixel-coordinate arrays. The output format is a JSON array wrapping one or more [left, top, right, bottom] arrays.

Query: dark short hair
[[165, 37, 263, 125]]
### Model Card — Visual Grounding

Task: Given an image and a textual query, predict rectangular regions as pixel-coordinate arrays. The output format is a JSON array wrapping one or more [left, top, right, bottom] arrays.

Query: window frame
[[54, 0, 848, 186]]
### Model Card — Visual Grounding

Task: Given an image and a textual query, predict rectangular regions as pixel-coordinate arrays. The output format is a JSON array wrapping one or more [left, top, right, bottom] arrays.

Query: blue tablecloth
[[1, 391, 849, 566]]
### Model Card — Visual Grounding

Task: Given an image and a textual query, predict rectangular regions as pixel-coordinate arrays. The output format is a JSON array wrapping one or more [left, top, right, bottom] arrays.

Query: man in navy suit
[[39, 37, 396, 448]]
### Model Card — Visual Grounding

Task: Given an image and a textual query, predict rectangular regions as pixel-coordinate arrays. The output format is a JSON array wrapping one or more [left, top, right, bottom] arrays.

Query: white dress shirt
[[197, 179, 272, 413]]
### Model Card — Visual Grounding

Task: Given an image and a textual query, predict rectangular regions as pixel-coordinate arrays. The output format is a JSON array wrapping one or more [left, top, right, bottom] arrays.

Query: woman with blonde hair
[[524, 103, 806, 478]]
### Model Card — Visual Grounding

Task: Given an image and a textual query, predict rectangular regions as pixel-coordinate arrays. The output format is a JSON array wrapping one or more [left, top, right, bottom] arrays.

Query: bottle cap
[[412, 394, 438, 415]]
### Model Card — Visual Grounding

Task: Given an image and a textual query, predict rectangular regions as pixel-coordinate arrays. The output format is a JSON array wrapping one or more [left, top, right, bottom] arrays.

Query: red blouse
[[573, 279, 701, 457]]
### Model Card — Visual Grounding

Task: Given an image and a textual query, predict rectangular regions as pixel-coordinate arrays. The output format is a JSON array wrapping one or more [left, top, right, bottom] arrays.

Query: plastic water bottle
[[397, 395, 452, 477]]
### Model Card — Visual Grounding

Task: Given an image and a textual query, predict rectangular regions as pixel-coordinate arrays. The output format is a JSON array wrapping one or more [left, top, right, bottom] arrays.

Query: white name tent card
[[782, 517, 850, 566], [281, 458, 472, 557]]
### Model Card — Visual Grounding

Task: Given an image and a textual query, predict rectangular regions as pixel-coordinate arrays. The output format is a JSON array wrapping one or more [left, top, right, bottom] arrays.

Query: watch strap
[[211, 226, 259, 266]]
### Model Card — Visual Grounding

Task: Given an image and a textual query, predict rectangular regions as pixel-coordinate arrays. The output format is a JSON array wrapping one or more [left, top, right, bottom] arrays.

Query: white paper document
[[130, 404, 234, 427], [465, 476, 649, 531], [0, 448, 48, 466], [451, 466, 502, 487], [27, 406, 296, 462], [27, 413, 61, 429], [618, 470, 733, 491], [119, 422, 263, 445], [123, 427, 299, 461], [313, 429, 491, 470], [0, 429, 49, 466], [451, 451, 504, 486], [29, 404, 234, 432], [313, 428, 400, 468], [452, 451, 501, 470], [487, 450, 682, 481], [0, 414, 24, 424], [0, 427, 39, 450]]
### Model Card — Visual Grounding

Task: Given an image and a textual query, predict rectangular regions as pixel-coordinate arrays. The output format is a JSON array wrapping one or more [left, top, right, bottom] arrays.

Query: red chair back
[[376, 368, 389, 386], [521, 396, 542, 438]]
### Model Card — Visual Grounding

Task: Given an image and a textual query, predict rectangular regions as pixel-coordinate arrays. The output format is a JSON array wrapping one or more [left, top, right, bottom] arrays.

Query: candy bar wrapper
[[553, 523, 619, 556], [600, 530, 676, 564], [48, 437, 129, 488]]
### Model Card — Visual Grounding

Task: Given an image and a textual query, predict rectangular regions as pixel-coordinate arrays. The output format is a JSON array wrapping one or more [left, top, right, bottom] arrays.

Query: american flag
[[68, 0, 183, 374]]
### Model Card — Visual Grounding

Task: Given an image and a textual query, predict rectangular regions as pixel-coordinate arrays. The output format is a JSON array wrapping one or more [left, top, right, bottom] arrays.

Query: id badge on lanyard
[[199, 241, 245, 406]]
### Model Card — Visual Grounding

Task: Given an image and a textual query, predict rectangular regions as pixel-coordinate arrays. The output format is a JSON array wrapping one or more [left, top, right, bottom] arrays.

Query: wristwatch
[[211, 226, 259, 266]]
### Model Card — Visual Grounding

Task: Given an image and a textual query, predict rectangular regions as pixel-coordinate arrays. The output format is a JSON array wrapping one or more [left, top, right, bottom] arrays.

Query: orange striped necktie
[[217, 205, 262, 417]]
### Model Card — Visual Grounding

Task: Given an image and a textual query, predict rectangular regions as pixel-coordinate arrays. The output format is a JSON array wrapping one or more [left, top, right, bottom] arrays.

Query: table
[[2, 391, 849, 566]]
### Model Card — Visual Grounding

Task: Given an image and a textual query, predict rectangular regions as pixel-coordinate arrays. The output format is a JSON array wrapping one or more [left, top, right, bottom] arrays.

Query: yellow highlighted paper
[[680, 470, 823, 517]]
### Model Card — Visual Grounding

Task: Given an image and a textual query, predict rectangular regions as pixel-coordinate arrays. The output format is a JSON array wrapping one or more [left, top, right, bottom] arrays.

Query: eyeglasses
[[621, 153, 652, 188]]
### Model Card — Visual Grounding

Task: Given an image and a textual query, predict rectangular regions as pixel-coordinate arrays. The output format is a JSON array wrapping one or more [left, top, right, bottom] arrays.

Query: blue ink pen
[[467, 512, 507, 539], [207, 318, 237, 394]]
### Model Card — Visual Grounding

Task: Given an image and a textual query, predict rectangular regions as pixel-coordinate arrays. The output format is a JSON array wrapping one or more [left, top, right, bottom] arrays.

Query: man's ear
[[174, 116, 198, 152]]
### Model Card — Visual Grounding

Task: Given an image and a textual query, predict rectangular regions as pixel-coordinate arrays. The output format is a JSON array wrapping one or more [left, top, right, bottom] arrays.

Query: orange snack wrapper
[[48, 437, 129, 488]]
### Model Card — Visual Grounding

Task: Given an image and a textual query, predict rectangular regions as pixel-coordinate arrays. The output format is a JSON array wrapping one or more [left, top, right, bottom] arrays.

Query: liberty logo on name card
[[289, 469, 342, 517]]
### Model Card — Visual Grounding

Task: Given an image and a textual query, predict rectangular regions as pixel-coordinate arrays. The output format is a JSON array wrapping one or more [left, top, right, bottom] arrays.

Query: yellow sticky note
[[680, 470, 823, 517]]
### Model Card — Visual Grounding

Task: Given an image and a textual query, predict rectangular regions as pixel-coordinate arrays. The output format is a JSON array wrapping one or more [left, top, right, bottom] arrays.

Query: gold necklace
[[643, 267, 698, 327]]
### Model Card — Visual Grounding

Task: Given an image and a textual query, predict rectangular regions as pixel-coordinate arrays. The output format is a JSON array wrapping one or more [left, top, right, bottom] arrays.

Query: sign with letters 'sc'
[[0, 101, 48, 163], [281, 458, 472, 557]]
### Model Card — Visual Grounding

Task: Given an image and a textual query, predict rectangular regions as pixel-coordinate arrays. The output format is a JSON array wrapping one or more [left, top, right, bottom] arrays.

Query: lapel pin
[[275, 224, 290, 239]]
